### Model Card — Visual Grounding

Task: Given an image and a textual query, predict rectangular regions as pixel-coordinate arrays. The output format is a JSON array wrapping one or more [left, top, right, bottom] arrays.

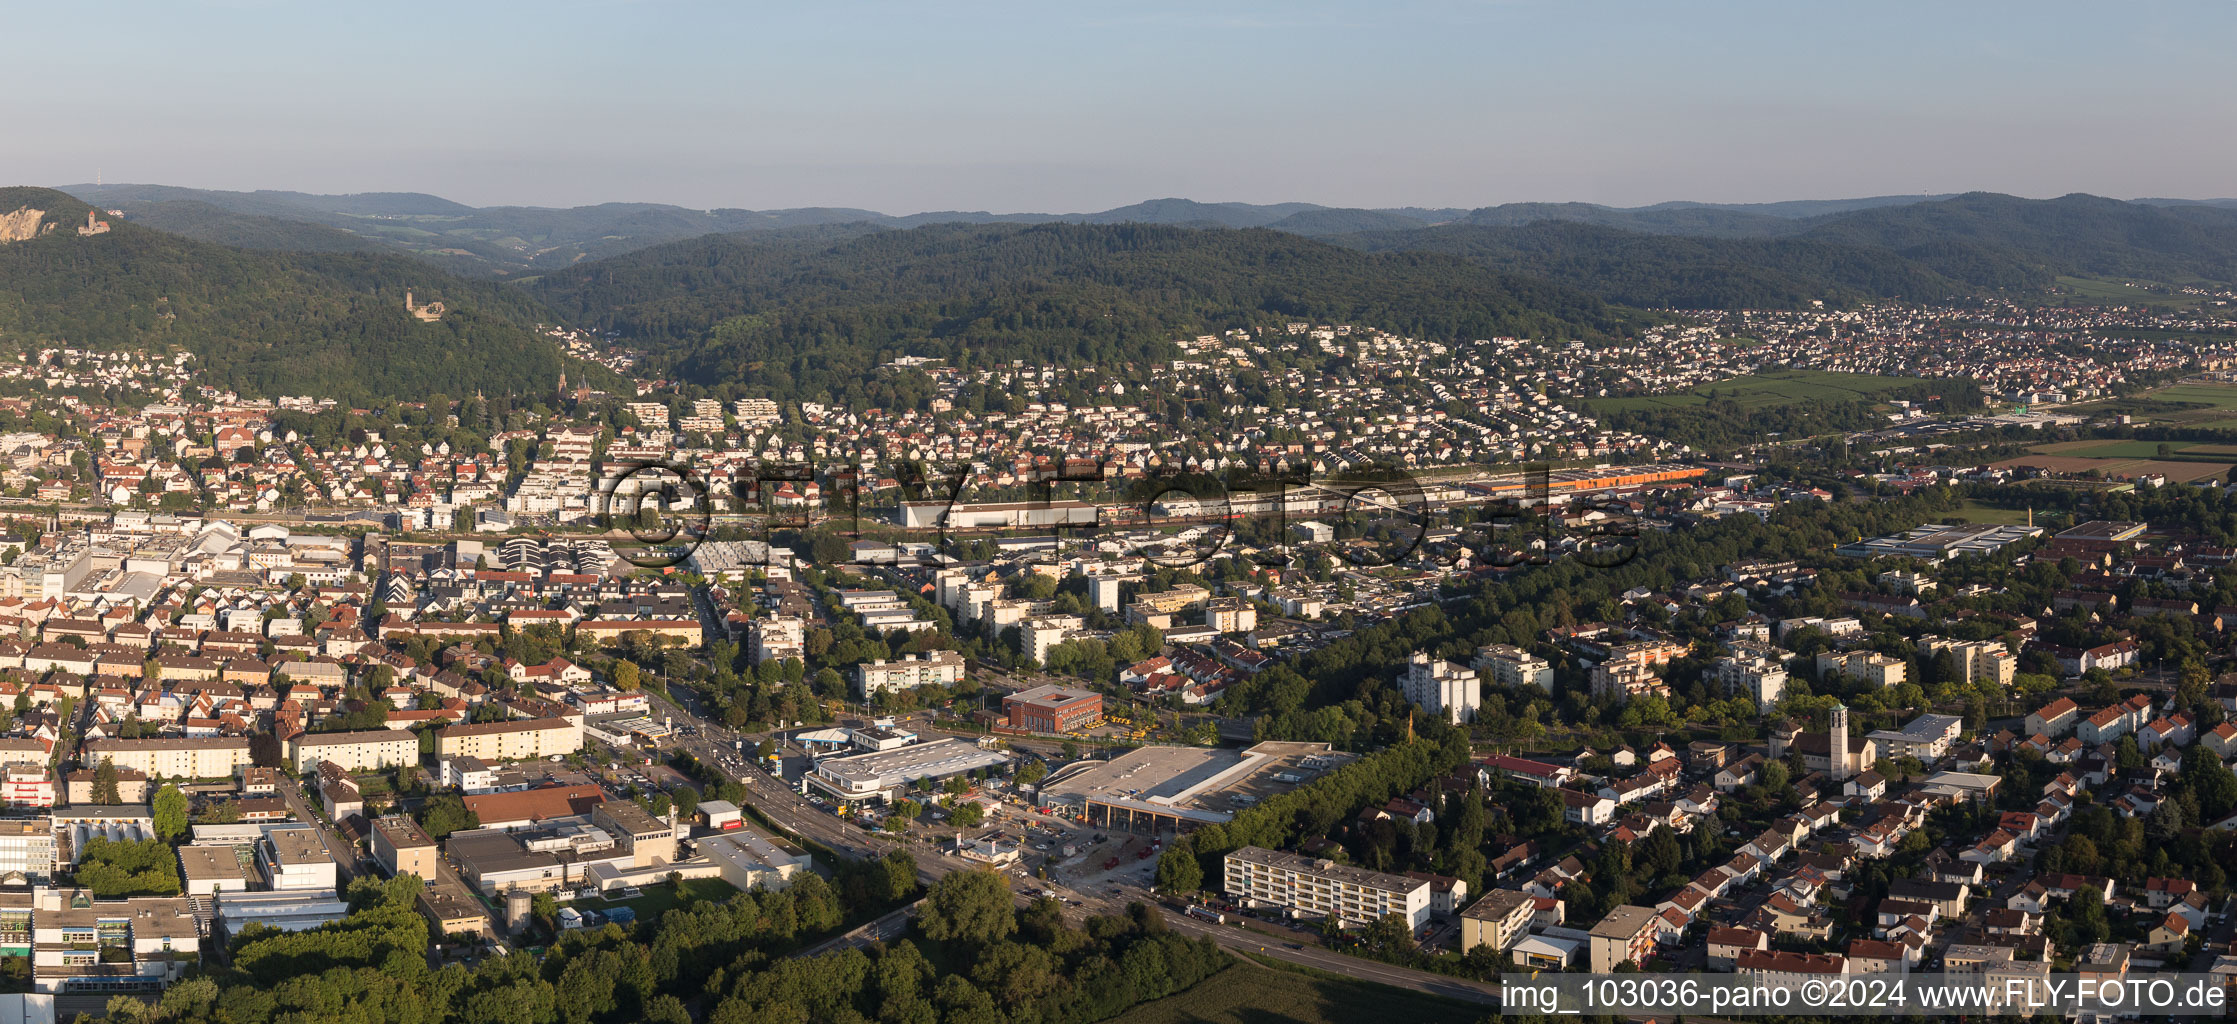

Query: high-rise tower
[[1829, 701, 1851, 781]]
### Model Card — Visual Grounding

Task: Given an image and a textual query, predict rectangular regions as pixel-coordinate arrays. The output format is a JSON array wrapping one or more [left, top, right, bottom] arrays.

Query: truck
[[1185, 906, 1225, 924]]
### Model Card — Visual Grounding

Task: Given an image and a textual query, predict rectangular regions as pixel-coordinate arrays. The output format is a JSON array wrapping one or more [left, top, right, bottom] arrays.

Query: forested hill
[[1790, 191, 2237, 284], [530, 221, 1632, 396], [1335, 192, 2237, 309], [1330, 221, 2047, 309], [0, 186, 612, 402]]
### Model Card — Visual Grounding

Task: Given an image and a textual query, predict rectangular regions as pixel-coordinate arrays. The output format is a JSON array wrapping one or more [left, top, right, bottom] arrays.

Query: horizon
[[7, 1, 2233, 210], [42, 182, 2237, 217]]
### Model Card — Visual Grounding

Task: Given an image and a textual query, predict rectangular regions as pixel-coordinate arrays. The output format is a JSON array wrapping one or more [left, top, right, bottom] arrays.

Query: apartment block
[[83, 738, 252, 780], [289, 730, 419, 773], [1224, 845, 1430, 930], [1474, 644, 1554, 691], [854, 651, 967, 698], [434, 718, 584, 763]]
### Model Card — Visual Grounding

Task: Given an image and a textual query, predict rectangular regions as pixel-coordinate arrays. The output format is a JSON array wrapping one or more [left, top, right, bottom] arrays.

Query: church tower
[[1828, 701, 1851, 780]]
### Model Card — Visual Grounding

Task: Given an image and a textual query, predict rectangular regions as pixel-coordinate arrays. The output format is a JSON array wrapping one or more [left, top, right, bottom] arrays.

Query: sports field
[[1586, 370, 1925, 414]]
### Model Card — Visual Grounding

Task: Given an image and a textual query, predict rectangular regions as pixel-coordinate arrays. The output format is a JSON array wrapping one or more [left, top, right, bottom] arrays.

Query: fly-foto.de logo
[[596, 456, 1641, 573]]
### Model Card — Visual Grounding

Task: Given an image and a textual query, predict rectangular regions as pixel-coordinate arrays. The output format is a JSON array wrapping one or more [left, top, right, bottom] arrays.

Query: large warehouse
[[1035, 741, 1352, 834], [807, 738, 1010, 803]]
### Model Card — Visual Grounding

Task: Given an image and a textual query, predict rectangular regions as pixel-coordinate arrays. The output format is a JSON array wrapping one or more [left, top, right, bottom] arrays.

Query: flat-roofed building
[[1459, 889, 1535, 954], [1003, 684, 1103, 734], [1589, 905, 1661, 974], [257, 827, 337, 892], [700, 826, 814, 893], [371, 815, 439, 878], [1867, 713, 1964, 763], [178, 845, 254, 897], [1037, 741, 1351, 834], [213, 890, 350, 934], [1224, 845, 1430, 930], [0, 817, 54, 885], [591, 801, 676, 867], [418, 877, 491, 939], [808, 738, 1010, 804], [854, 651, 966, 698], [288, 730, 417, 773], [30, 888, 199, 994], [1474, 645, 1554, 691], [82, 737, 251, 780], [448, 819, 632, 897], [434, 718, 583, 763]]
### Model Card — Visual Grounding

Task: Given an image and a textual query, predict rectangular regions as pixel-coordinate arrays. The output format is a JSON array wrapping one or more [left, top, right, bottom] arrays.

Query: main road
[[652, 686, 1501, 1008]]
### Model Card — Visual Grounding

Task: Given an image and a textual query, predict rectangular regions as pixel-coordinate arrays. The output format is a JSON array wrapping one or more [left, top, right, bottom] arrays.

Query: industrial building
[[807, 738, 1010, 804], [1036, 741, 1351, 834]]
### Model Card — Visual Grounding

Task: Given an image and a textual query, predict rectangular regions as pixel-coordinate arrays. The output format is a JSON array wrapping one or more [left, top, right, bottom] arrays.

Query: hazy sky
[[9, 0, 2233, 212]]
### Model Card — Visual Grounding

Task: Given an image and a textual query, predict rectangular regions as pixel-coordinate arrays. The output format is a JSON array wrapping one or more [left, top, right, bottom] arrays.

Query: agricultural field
[[1994, 453, 2233, 484], [2047, 276, 2235, 310], [2064, 380, 2237, 427], [1951, 499, 2048, 526], [1106, 962, 1481, 1024], [1585, 370, 1928, 414]]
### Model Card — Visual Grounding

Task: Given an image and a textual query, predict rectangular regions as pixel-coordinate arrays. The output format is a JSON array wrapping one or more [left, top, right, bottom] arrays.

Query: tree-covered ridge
[[1333, 220, 2047, 309], [0, 187, 614, 402], [529, 221, 1632, 396], [1794, 191, 2237, 284]]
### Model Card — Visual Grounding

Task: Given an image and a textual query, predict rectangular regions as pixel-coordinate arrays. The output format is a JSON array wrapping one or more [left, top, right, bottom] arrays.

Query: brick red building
[[1003, 685, 1104, 734]]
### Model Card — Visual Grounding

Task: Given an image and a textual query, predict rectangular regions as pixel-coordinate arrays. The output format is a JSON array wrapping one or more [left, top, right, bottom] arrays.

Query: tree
[[949, 802, 984, 828], [92, 757, 122, 805], [1015, 760, 1047, 786], [612, 660, 642, 691], [419, 794, 480, 839], [1154, 848, 1203, 892], [917, 869, 1016, 947], [152, 784, 189, 841]]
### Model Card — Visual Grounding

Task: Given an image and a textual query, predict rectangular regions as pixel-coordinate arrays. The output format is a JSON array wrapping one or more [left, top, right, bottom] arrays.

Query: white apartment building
[[1711, 645, 1790, 711], [1816, 649, 1907, 688], [83, 738, 253, 780], [435, 718, 584, 763], [1921, 637, 2017, 688], [1401, 651, 1480, 724], [749, 615, 806, 665], [854, 651, 967, 699], [1225, 845, 1431, 930], [288, 730, 419, 773], [1474, 644, 1554, 691], [1023, 615, 1086, 665]]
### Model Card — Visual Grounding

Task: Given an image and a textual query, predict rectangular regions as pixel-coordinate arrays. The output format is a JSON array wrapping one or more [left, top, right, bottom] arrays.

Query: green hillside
[[530, 221, 1635, 400], [0, 186, 611, 402], [1332, 220, 2035, 308]]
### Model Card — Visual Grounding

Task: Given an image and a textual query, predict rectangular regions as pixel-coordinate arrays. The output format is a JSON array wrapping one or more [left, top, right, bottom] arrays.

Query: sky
[[8, 0, 2235, 213]]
